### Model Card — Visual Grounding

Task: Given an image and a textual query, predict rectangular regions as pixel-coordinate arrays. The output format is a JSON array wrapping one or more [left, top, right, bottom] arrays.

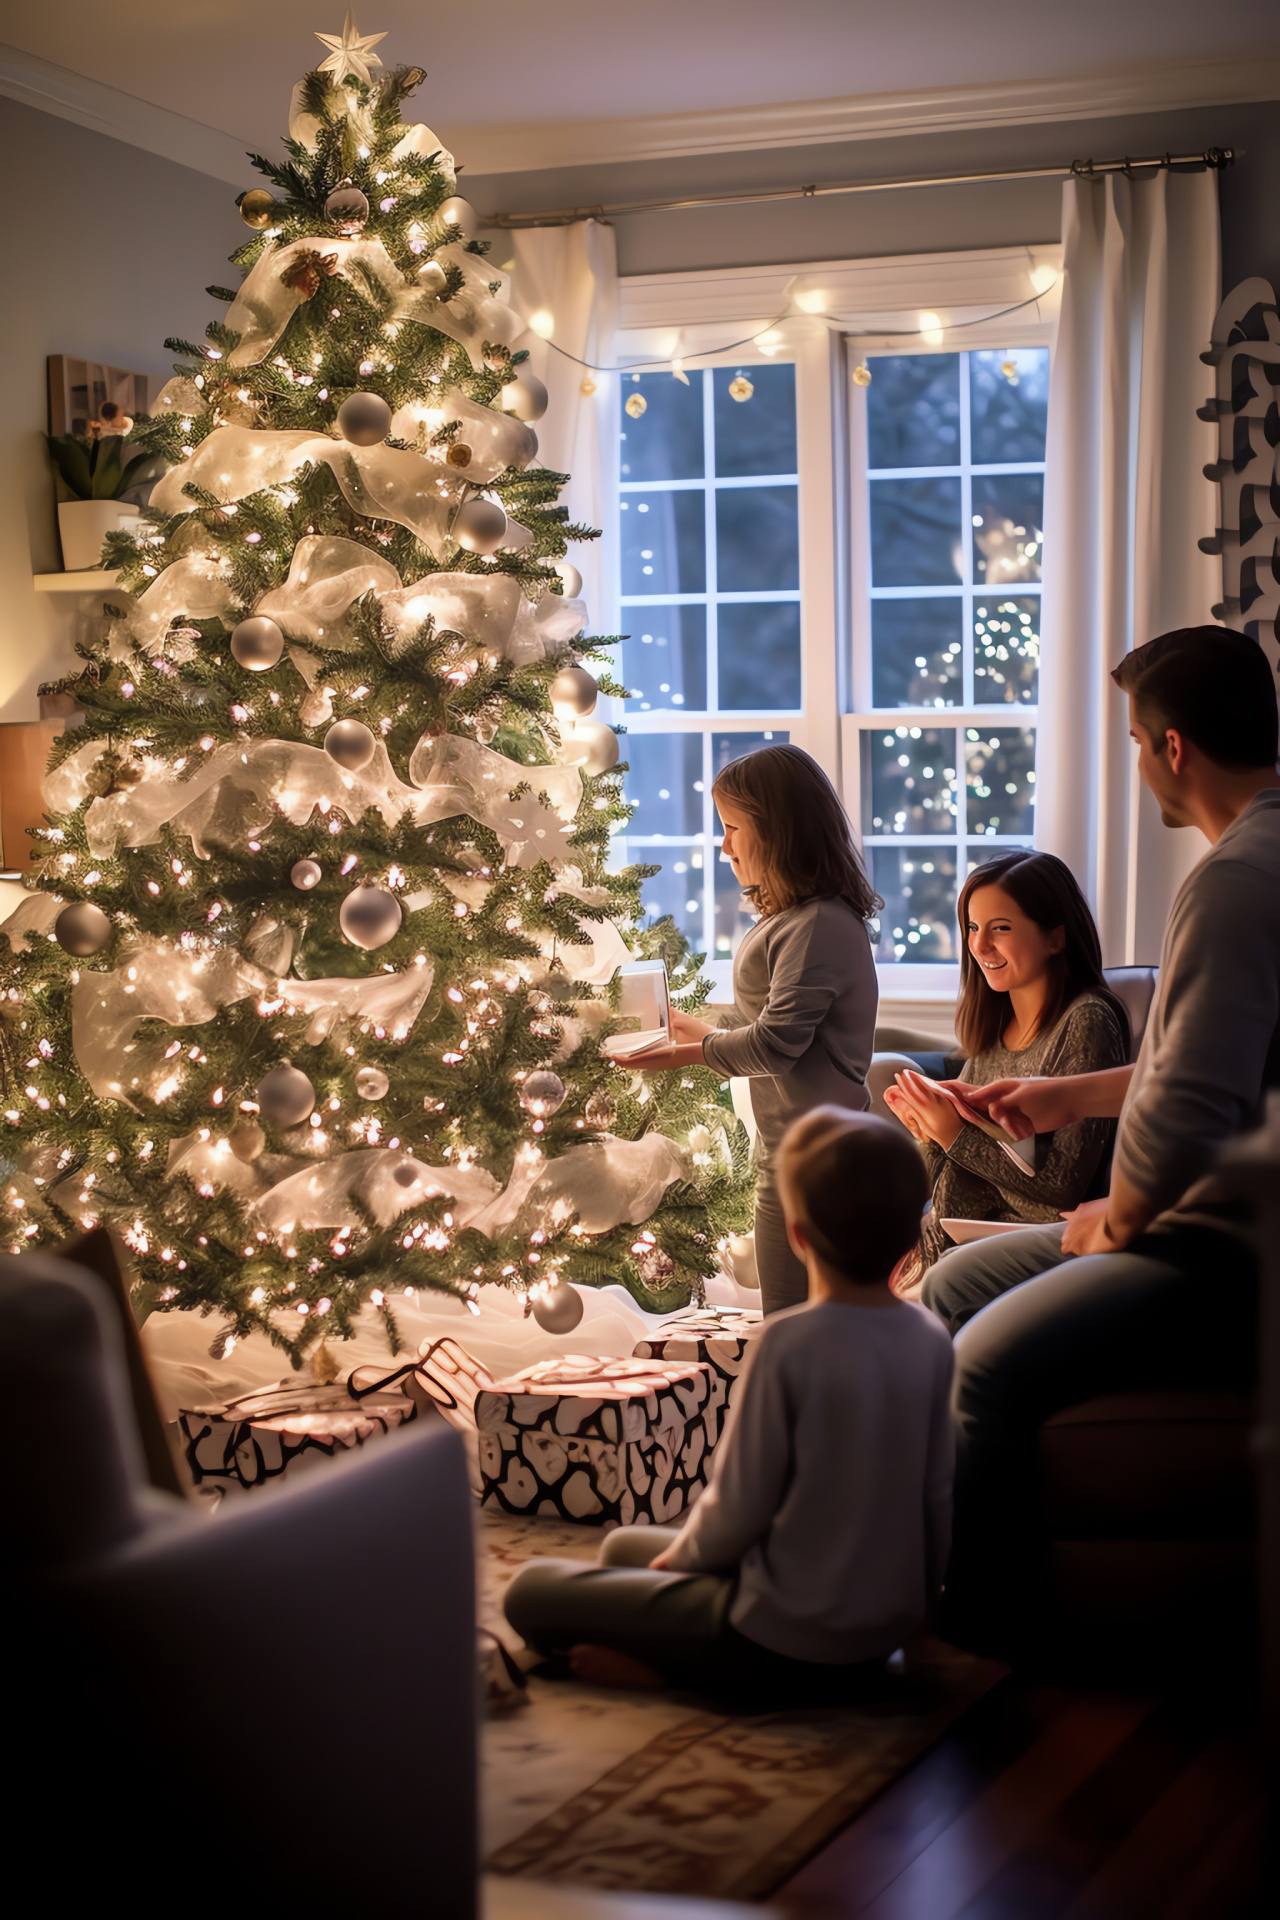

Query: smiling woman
[[884, 850, 1130, 1281]]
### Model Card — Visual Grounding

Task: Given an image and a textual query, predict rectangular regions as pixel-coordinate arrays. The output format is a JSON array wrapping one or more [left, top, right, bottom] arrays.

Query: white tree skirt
[[140, 1271, 759, 1422]]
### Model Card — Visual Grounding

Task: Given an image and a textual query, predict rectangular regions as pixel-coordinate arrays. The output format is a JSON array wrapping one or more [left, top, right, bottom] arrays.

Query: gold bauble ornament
[[446, 441, 473, 468], [237, 189, 277, 230], [728, 374, 754, 402], [624, 392, 647, 419], [851, 363, 872, 387]]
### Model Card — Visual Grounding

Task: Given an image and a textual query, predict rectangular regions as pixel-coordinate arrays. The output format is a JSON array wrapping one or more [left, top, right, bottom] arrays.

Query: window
[[610, 362, 804, 973], [850, 347, 1049, 969]]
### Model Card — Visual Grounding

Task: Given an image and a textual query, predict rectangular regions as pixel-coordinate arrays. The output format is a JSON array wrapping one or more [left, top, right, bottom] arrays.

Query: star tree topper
[[315, 10, 387, 86]]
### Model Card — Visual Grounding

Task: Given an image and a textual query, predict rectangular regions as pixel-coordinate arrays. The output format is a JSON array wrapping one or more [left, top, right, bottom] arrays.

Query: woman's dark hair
[[954, 851, 1129, 1057], [1111, 625, 1279, 769], [711, 744, 881, 921]]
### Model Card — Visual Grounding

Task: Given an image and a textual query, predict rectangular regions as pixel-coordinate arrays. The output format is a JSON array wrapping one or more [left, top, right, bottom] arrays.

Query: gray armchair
[[2, 1248, 478, 1914]]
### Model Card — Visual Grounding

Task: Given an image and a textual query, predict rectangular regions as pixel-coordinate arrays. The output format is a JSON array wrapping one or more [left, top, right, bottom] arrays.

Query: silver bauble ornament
[[256, 1064, 315, 1129], [291, 858, 323, 891], [584, 1088, 617, 1130], [336, 391, 392, 446], [438, 195, 477, 240], [54, 902, 112, 956], [554, 560, 583, 597], [452, 496, 508, 554], [340, 884, 402, 951], [531, 1279, 584, 1335], [230, 614, 284, 671], [559, 720, 620, 777], [355, 1066, 390, 1100], [550, 666, 598, 717], [519, 1069, 567, 1117], [229, 1121, 266, 1163], [393, 1160, 421, 1187], [324, 719, 377, 770], [325, 182, 369, 233], [500, 366, 549, 423]]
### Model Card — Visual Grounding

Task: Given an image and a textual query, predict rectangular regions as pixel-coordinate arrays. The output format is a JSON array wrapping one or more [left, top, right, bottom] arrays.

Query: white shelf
[[34, 570, 122, 592]]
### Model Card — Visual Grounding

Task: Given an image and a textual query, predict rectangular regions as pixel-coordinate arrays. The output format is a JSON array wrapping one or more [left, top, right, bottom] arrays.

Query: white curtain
[[505, 220, 618, 626], [1035, 169, 1220, 964]]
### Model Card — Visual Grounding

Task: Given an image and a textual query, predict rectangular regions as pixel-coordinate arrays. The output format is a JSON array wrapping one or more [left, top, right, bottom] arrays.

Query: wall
[[469, 98, 1280, 290], [0, 96, 240, 723]]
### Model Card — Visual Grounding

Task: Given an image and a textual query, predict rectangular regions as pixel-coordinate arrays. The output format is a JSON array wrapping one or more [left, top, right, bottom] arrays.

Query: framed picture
[[48, 355, 150, 437]]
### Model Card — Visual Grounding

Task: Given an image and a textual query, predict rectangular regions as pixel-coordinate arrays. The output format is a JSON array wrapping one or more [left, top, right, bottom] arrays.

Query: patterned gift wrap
[[178, 1375, 416, 1490], [632, 1306, 763, 1442], [412, 1340, 723, 1526]]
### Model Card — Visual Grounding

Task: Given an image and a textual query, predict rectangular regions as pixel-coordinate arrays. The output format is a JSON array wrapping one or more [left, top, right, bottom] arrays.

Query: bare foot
[[568, 1643, 666, 1690]]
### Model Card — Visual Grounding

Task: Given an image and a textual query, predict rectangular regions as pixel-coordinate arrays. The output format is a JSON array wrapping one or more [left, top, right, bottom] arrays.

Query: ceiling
[[2, 2, 1279, 176]]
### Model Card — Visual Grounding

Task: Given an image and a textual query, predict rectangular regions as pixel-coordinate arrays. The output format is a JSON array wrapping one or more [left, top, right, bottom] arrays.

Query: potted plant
[[46, 405, 162, 570]]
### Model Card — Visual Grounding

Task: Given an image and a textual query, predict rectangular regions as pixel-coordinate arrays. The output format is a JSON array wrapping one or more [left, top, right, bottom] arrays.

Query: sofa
[[1, 1242, 479, 1913]]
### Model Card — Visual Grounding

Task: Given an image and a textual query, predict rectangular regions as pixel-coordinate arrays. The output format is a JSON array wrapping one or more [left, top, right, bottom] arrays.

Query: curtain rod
[[484, 146, 1234, 229]]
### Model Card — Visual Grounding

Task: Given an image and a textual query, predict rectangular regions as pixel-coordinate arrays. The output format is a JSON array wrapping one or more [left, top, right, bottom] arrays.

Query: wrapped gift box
[[179, 1375, 417, 1490], [412, 1339, 723, 1526], [632, 1306, 763, 1443]]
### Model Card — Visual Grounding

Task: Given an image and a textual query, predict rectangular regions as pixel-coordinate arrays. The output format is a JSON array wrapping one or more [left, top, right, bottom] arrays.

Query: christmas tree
[[2, 15, 750, 1364]]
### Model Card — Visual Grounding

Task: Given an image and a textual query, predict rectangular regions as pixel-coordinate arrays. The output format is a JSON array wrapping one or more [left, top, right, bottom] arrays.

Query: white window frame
[[609, 245, 1062, 998]]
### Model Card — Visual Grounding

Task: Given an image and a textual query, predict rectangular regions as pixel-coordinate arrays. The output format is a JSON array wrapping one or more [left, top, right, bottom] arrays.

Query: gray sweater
[[665, 1297, 955, 1662], [1117, 788, 1280, 1231], [701, 895, 879, 1164]]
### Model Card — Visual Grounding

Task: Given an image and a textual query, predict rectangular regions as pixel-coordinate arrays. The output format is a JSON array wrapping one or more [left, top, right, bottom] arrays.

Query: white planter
[[57, 499, 141, 571]]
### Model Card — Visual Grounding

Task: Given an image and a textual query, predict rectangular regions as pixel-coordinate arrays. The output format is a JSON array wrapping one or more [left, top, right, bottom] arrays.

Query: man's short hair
[[776, 1106, 928, 1285], [1111, 625, 1279, 769]]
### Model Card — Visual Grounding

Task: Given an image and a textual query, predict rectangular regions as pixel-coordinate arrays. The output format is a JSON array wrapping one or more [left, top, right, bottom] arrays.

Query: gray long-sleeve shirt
[[1116, 788, 1280, 1230], [665, 1298, 955, 1663], [701, 895, 879, 1164]]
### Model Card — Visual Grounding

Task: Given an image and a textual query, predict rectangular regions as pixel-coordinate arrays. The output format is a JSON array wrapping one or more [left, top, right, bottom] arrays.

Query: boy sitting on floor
[[503, 1106, 955, 1701]]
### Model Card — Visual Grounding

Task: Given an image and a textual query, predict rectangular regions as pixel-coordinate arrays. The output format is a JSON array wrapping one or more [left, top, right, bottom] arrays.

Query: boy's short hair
[[1111, 625, 1279, 769], [776, 1106, 929, 1284]]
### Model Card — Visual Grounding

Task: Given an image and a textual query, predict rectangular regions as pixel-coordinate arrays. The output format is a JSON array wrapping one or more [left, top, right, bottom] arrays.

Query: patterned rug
[[479, 1508, 1005, 1900]]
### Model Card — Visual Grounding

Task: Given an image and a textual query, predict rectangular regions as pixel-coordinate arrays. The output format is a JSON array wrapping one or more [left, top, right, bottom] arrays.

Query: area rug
[[479, 1508, 1005, 1900]]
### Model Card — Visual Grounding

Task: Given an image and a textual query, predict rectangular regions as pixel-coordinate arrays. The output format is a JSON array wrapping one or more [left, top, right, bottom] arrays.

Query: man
[[922, 624, 1280, 1652]]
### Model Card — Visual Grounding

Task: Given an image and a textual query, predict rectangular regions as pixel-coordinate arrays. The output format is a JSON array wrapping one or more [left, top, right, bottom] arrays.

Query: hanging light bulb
[[851, 361, 872, 387]]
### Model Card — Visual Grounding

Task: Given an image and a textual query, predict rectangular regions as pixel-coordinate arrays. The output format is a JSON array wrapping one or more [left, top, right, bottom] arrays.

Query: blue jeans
[[921, 1223, 1257, 1652]]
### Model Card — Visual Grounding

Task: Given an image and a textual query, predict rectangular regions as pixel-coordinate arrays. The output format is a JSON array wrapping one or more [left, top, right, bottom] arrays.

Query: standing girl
[[638, 744, 880, 1314]]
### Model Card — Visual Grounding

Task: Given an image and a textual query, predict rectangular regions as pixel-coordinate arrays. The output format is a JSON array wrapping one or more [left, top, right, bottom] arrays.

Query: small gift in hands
[[600, 958, 672, 1060], [892, 1068, 1038, 1173]]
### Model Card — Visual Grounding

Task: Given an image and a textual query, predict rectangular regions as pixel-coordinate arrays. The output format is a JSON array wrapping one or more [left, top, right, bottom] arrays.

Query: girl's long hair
[[955, 851, 1129, 1057], [711, 744, 881, 921]]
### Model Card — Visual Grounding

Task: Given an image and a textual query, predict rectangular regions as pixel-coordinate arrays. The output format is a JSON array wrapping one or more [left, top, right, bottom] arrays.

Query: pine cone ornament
[[280, 249, 340, 299], [635, 1244, 676, 1288]]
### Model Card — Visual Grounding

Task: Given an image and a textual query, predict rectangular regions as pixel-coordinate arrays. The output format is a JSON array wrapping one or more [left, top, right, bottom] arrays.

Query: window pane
[[869, 846, 959, 962], [635, 850, 705, 948], [620, 604, 707, 712], [973, 595, 1039, 705], [870, 478, 962, 586], [861, 726, 958, 836], [621, 490, 705, 594], [620, 733, 704, 837], [867, 354, 961, 468], [871, 598, 963, 707], [966, 726, 1036, 837], [618, 373, 703, 481], [969, 349, 1050, 464], [715, 485, 799, 591], [713, 364, 797, 477], [717, 602, 802, 710], [972, 473, 1044, 587]]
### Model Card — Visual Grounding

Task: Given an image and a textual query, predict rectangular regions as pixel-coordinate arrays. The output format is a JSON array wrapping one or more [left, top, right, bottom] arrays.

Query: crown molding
[[1, 41, 1277, 188], [0, 42, 255, 186], [452, 54, 1280, 176]]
